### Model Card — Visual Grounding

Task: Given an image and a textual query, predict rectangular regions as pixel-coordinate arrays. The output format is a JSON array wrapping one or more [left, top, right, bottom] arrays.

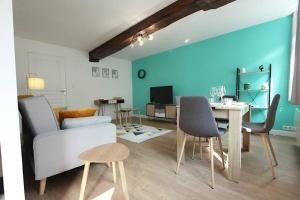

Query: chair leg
[[176, 134, 187, 174], [39, 178, 47, 195], [266, 134, 278, 166], [209, 138, 215, 189], [138, 111, 142, 125], [199, 137, 203, 160], [260, 134, 276, 179], [217, 136, 225, 169], [192, 136, 196, 159]]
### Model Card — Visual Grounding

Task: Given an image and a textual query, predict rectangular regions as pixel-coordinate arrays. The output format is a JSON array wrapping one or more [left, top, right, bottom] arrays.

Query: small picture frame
[[102, 68, 109, 78], [92, 66, 100, 77], [112, 69, 118, 79]]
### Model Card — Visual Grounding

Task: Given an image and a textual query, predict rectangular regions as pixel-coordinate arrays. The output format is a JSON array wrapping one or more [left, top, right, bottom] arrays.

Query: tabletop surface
[[177, 102, 249, 111], [79, 143, 130, 163]]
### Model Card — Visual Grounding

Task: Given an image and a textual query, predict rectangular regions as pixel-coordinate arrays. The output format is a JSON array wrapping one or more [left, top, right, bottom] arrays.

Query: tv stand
[[146, 103, 177, 121]]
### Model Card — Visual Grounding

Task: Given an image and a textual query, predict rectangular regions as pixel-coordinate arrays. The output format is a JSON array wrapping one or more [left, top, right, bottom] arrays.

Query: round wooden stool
[[78, 143, 130, 200]]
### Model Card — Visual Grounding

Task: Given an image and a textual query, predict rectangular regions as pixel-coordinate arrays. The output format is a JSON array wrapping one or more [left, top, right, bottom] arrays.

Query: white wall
[[0, 0, 25, 199], [15, 37, 132, 118]]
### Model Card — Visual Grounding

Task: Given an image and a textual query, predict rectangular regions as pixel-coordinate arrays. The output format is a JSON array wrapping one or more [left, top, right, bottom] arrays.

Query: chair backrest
[[265, 94, 280, 132], [179, 96, 220, 137], [18, 96, 59, 136], [222, 95, 238, 102]]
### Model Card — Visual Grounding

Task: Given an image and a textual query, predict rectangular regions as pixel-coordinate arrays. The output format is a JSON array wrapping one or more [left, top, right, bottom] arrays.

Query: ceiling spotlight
[[184, 39, 190, 43], [137, 35, 143, 42], [148, 34, 154, 41], [139, 40, 144, 46]]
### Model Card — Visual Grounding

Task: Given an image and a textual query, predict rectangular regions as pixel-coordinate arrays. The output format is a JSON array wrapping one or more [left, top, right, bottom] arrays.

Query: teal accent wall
[[132, 15, 300, 130]]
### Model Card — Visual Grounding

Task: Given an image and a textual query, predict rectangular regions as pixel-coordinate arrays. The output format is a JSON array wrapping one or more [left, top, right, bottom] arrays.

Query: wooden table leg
[[228, 110, 242, 182], [79, 162, 90, 200], [242, 107, 251, 152], [112, 162, 117, 183], [118, 161, 129, 200]]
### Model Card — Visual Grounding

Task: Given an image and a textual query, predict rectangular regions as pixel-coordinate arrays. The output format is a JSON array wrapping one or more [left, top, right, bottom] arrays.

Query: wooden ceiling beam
[[89, 0, 235, 62]]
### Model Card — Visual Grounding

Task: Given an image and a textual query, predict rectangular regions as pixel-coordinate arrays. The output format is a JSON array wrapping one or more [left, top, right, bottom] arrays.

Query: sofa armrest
[[33, 123, 116, 180]]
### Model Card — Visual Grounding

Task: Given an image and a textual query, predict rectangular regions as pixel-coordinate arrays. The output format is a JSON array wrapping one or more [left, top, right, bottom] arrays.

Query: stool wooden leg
[[112, 162, 117, 183], [118, 161, 129, 200], [138, 111, 142, 125], [79, 162, 90, 200], [119, 112, 122, 126]]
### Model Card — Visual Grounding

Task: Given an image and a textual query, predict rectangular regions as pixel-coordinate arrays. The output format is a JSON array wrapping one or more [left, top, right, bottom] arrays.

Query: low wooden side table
[[78, 143, 130, 200]]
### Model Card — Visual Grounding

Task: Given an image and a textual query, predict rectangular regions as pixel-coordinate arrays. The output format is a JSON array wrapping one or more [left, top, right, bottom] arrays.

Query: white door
[[28, 52, 67, 108]]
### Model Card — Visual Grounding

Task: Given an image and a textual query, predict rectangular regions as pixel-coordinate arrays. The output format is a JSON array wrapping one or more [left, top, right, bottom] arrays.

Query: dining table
[[176, 102, 251, 182]]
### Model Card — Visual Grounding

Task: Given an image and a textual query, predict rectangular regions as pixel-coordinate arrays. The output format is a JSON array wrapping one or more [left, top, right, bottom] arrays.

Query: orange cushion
[[53, 107, 66, 123], [59, 108, 97, 123]]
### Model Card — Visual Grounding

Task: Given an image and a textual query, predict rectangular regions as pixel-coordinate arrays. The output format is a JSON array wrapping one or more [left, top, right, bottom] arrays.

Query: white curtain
[[289, 5, 300, 105]]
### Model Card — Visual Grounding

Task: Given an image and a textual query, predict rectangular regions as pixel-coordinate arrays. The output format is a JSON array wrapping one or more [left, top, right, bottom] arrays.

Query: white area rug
[[117, 124, 172, 143]]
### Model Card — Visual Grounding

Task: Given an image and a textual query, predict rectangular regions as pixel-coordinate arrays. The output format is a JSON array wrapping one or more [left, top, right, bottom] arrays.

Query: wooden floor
[[24, 118, 300, 200]]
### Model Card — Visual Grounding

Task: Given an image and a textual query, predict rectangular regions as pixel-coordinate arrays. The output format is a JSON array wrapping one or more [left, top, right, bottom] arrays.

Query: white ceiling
[[13, 0, 298, 61]]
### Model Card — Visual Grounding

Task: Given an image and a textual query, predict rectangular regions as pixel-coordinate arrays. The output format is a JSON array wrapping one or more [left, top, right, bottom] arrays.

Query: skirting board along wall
[[132, 15, 300, 130], [15, 37, 133, 118]]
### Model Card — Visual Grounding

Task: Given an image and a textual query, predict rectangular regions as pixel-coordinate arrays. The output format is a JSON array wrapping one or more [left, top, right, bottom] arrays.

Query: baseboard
[[270, 129, 297, 138]]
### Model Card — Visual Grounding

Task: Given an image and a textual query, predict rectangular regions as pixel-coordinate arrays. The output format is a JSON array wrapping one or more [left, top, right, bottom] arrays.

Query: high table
[[176, 102, 251, 182]]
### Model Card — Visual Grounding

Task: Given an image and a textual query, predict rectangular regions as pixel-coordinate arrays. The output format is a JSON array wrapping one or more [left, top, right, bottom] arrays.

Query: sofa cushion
[[18, 96, 59, 136], [59, 108, 96, 122], [61, 116, 112, 129]]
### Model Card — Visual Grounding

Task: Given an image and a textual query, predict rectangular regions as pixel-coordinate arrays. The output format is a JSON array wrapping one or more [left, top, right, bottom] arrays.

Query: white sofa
[[18, 96, 116, 194]]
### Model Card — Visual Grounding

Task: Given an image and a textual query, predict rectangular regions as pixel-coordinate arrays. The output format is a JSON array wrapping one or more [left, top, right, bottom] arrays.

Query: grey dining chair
[[242, 94, 280, 179], [176, 96, 226, 188]]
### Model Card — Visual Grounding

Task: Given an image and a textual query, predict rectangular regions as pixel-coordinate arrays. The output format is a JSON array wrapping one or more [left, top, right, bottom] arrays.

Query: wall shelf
[[236, 64, 271, 112], [251, 106, 268, 110], [238, 89, 269, 92], [239, 71, 270, 75]]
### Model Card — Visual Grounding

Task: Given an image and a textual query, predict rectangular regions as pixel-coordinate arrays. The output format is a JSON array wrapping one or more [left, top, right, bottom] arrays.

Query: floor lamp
[[27, 76, 45, 95]]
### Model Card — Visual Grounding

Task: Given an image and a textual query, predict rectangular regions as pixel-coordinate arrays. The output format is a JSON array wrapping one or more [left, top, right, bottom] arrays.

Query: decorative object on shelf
[[92, 66, 100, 77], [261, 82, 269, 90], [138, 69, 146, 79], [102, 68, 109, 78], [259, 65, 264, 72], [112, 69, 118, 79], [244, 83, 251, 91]]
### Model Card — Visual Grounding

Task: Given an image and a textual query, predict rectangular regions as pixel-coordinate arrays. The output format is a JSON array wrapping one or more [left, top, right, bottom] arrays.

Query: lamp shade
[[28, 77, 45, 90]]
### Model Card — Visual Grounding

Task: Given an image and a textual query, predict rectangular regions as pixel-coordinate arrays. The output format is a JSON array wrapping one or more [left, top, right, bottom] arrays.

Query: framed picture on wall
[[102, 68, 109, 78], [92, 66, 100, 77], [112, 69, 118, 79]]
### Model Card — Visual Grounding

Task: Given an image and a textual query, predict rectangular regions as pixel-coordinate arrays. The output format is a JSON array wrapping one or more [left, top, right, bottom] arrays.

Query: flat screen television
[[150, 86, 173, 104]]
